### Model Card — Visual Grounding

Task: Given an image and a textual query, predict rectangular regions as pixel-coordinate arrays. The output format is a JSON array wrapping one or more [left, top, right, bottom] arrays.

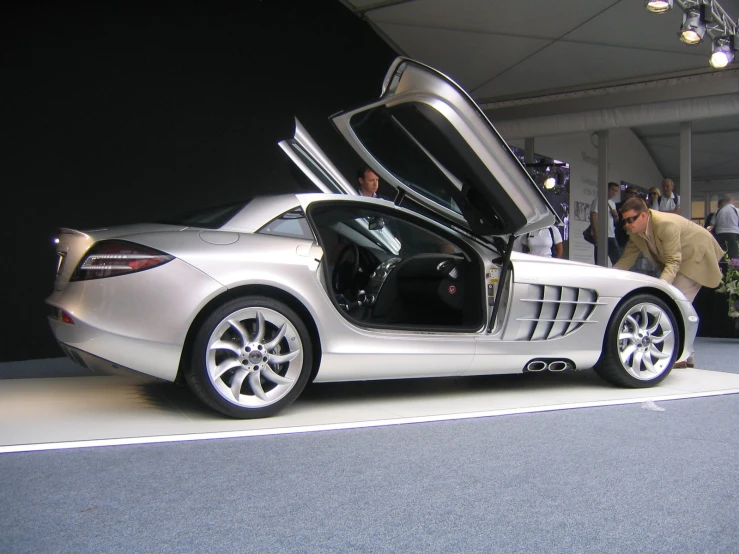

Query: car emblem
[[448, 285, 457, 295]]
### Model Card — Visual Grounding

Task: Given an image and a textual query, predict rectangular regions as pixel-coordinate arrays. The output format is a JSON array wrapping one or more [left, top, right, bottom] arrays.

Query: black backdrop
[[1, 1, 396, 362]]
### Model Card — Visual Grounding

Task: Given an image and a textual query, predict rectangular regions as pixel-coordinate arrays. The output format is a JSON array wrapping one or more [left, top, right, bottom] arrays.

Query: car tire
[[594, 293, 679, 388], [187, 296, 313, 418]]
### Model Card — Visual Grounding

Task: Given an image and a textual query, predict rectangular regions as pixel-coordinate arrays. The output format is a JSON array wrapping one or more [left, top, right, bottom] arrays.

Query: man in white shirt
[[704, 198, 726, 232], [590, 182, 622, 265], [714, 193, 739, 259], [658, 179, 680, 214], [357, 166, 382, 198]]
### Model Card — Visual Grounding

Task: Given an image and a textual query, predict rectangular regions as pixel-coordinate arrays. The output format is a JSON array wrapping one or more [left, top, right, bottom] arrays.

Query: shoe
[[673, 361, 688, 368]]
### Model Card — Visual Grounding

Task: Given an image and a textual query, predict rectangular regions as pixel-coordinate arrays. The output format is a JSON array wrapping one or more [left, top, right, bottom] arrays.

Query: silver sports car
[[47, 58, 698, 418]]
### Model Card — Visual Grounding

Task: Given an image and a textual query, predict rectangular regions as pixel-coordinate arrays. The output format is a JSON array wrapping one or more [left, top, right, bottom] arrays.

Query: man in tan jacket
[[614, 197, 725, 367]]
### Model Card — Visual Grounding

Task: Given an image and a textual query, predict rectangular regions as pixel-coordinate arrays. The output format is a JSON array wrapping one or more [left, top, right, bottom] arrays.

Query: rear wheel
[[594, 294, 679, 388], [187, 296, 313, 418]]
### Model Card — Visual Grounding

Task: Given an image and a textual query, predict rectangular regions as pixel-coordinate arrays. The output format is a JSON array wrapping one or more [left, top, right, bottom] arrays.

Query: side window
[[257, 209, 315, 240], [310, 203, 461, 259]]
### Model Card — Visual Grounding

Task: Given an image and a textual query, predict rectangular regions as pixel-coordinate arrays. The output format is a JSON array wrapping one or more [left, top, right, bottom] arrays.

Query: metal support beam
[[524, 137, 535, 165], [597, 130, 609, 267], [491, 94, 739, 140], [680, 122, 692, 221]]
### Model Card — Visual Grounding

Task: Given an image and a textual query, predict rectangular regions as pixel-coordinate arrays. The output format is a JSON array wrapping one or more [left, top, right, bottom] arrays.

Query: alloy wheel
[[205, 307, 304, 408], [616, 302, 676, 380]]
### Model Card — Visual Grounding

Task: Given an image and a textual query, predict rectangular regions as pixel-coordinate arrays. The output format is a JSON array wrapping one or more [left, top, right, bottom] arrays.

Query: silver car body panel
[[47, 192, 697, 389], [468, 253, 698, 374], [331, 58, 556, 237], [48, 258, 226, 381], [46, 55, 698, 412]]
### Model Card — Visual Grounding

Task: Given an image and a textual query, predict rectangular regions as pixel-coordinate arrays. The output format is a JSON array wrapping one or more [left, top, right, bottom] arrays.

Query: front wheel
[[594, 294, 679, 388], [186, 296, 313, 418]]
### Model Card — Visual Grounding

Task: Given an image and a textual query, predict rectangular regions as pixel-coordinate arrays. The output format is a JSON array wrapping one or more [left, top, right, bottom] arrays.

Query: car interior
[[308, 203, 485, 331]]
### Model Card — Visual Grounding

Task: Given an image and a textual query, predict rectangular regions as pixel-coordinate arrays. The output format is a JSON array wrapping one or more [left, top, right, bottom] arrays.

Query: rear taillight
[[71, 240, 174, 281], [49, 306, 75, 324]]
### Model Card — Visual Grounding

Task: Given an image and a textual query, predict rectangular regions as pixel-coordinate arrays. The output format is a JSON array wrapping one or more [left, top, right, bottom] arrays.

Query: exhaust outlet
[[526, 360, 547, 372], [548, 361, 568, 372]]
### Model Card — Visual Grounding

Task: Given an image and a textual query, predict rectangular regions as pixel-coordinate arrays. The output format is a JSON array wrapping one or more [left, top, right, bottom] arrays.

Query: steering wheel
[[332, 243, 360, 293]]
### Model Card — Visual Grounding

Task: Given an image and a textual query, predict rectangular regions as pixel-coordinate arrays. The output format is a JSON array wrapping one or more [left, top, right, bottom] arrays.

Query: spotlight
[[680, 6, 706, 45], [645, 0, 673, 14], [543, 176, 556, 190], [710, 36, 735, 68]]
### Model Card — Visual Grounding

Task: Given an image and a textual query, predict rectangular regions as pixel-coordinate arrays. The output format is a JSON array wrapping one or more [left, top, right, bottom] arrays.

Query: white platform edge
[[3, 388, 739, 454]]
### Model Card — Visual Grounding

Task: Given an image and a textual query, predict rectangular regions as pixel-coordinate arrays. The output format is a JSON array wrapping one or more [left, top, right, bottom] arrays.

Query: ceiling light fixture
[[543, 176, 556, 190], [680, 5, 707, 44], [710, 35, 735, 67], [645, 0, 673, 13], [646, 1, 737, 68]]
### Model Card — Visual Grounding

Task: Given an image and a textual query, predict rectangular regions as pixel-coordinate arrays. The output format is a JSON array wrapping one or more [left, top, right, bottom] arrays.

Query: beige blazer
[[614, 210, 725, 288]]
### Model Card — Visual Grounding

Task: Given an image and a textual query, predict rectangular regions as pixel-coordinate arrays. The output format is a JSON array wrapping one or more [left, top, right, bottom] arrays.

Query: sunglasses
[[649, 192, 659, 196], [622, 214, 640, 224]]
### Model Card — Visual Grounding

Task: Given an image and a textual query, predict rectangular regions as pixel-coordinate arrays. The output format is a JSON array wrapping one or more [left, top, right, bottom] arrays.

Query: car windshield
[[349, 216, 401, 255], [310, 204, 463, 260]]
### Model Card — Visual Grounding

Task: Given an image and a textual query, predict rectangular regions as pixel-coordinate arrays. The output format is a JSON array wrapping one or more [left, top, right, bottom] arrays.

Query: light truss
[[676, 0, 736, 41]]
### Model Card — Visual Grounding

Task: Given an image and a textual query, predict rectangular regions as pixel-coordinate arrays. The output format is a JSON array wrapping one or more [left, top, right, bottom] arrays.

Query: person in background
[[590, 182, 622, 265], [647, 187, 661, 210], [356, 165, 382, 198], [614, 197, 724, 368], [521, 225, 563, 258], [658, 178, 680, 214], [615, 186, 639, 249], [713, 193, 739, 259], [704, 197, 726, 233]]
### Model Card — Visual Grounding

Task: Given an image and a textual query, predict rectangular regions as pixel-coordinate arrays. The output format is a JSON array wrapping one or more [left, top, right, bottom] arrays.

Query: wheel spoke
[[620, 343, 637, 362], [210, 340, 242, 356], [248, 371, 268, 401], [631, 350, 644, 372], [213, 358, 243, 380], [262, 365, 294, 385], [651, 329, 672, 344], [624, 315, 639, 332], [618, 331, 636, 342], [230, 368, 248, 400], [649, 344, 671, 359], [643, 352, 655, 372], [645, 310, 662, 334], [253, 311, 266, 343], [264, 323, 287, 351], [268, 350, 300, 365], [227, 319, 250, 344], [638, 306, 649, 332]]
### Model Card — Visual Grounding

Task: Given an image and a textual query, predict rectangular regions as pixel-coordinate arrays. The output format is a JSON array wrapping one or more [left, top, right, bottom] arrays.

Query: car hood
[[329, 58, 557, 237]]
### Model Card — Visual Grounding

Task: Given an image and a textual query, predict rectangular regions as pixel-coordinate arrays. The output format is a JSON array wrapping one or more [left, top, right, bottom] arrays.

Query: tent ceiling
[[340, 0, 739, 183]]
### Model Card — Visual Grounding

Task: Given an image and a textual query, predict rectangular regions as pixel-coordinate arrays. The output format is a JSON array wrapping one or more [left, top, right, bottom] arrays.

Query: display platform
[[2, 367, 739, 454]]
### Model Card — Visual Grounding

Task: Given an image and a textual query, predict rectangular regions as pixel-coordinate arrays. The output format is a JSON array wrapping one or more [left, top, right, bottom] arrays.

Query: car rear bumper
[[55, 341, 163, 380], [45, 258, 226, 382]]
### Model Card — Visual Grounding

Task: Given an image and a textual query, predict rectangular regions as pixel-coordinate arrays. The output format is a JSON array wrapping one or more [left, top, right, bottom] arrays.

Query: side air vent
[[515, 285, 602, 341]]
